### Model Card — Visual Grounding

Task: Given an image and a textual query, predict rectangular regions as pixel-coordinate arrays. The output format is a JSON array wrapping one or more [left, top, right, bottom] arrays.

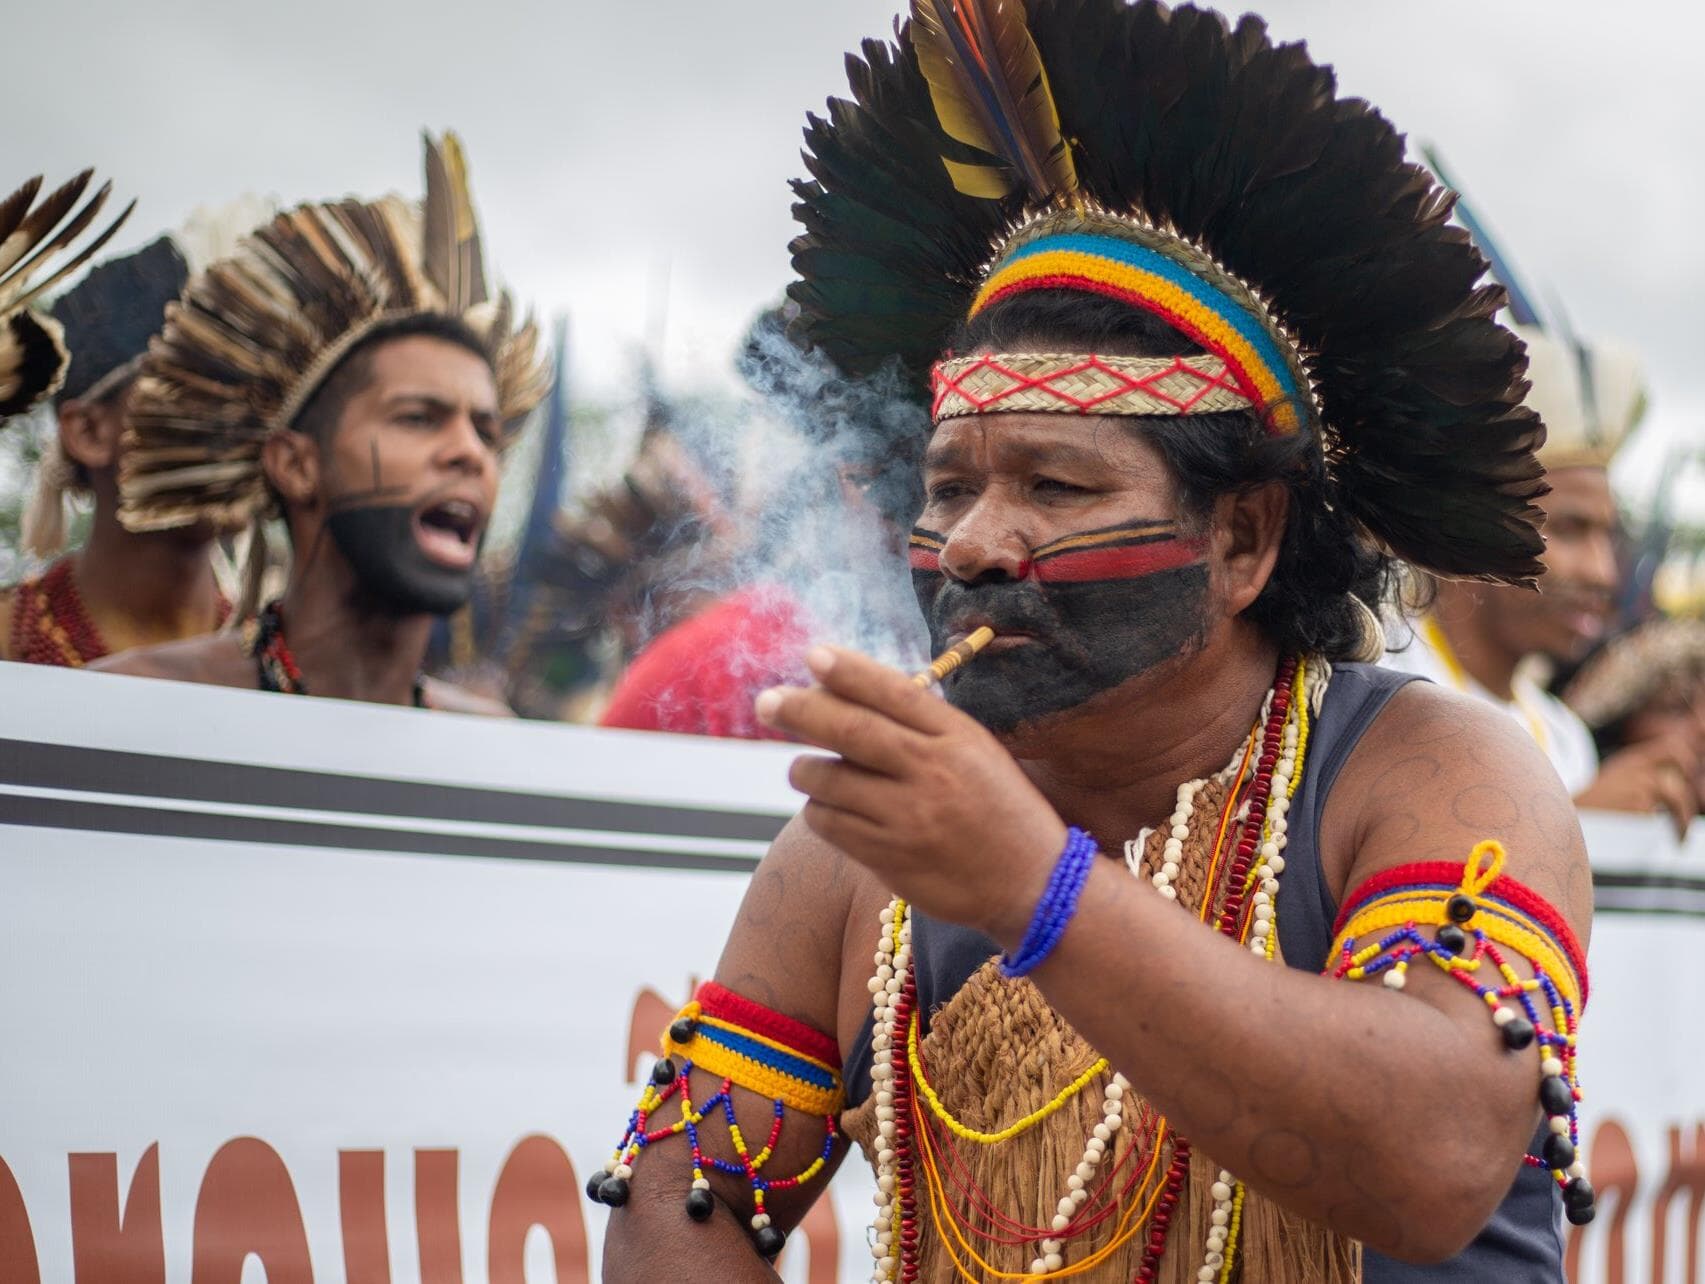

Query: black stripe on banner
[[0, 738, 788, 844], [1591, 870, 1705, 917], [0, 794, 763, 874]]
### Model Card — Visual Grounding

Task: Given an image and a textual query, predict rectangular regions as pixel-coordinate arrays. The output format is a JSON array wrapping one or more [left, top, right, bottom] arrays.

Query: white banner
[[1, 662, 1702, 1283]]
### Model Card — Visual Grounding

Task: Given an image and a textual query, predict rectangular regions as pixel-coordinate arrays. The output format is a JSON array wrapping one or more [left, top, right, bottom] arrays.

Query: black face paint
[[909, 520, 1210, 734], [326, 505, 477, 617]]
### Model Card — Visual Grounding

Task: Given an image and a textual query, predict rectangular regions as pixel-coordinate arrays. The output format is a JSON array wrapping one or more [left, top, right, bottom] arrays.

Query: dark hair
[[953, 289, 1391, 661], [291, 313, 493, 442]]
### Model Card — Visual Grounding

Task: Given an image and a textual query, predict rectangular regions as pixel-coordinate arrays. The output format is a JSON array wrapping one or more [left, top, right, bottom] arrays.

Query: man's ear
[[1212, 481, 1289, 615], [56, 398, 121, 473], [262, 430, 322, 511]]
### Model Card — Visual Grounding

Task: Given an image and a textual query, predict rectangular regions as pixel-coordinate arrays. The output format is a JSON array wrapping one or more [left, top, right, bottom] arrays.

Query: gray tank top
[[842, 662, 1565, 1281]]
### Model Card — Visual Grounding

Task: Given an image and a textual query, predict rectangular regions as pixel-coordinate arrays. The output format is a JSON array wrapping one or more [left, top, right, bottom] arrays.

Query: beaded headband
[[932, 213, 1314, 434]]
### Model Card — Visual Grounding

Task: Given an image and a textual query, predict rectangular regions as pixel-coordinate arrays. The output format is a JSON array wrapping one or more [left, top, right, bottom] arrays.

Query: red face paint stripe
[[909, 547, 942, 572], [1031, 537, 1205, 584]]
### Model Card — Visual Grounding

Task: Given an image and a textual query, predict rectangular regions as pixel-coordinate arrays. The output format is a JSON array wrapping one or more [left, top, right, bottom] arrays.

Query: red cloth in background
[[599, 587, 809, 741]]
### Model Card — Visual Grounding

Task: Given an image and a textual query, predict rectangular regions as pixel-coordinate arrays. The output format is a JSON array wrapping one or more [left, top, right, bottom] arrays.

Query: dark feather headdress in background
[[20, 195, 280, 560], [120, 132, 551, 540], [787, 0, 1549, 584], [0, 170, 133, 419]]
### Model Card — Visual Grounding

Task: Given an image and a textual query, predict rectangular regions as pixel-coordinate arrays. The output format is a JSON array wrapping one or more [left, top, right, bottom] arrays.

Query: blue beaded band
[[1000, 827, 1099, 978]]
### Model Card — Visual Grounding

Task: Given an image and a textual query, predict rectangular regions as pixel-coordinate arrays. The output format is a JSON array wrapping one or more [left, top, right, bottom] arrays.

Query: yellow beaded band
[[1328, 843, 1585, 1011], [661, 999, 845, 1117]]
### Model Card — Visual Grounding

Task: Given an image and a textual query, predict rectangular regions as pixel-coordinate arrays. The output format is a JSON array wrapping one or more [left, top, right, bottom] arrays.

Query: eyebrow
[[923, 435, 1111, 474], [382, 391, 498, 418]]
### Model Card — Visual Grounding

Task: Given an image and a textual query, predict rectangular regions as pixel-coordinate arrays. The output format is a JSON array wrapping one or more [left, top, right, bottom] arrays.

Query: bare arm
[[1025, 683, 1589, 1259], [759, 650, 1594, 1264], [601, 816, 863, 1282]]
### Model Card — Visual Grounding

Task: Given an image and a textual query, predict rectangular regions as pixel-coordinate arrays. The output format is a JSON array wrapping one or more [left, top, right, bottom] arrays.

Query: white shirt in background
[[1382, 618, 1600, 796]]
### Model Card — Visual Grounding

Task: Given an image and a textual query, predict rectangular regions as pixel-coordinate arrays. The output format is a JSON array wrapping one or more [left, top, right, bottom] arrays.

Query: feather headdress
[[788, 0, 1548, 583], [0, 170, 134, 419], [120, 132, 550, 536]]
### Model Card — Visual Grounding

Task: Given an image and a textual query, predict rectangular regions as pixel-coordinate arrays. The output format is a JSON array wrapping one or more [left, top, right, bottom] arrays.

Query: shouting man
[[595, 3, 1593, 1282], [95, 135, 549, 711]]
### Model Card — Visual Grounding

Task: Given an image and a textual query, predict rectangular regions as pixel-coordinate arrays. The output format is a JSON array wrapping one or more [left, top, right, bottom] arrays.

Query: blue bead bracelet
[[1000, 826, 1099, 978]]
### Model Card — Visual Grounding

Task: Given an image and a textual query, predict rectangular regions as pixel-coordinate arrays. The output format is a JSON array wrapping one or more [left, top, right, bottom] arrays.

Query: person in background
[[597, 304, 922, 739], [92, 134, 549, 713], [1385, 326, 1699, 825], [1560, 616, 1705, 826], [0, 172, 239, 667]]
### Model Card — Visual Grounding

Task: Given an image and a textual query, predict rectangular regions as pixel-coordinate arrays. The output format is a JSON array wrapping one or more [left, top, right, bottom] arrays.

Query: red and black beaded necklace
[[245, 600, 428, 708], [8, 557, 234, 669], [8, 559, 109, 667], [879, 655, 1300, 1282]]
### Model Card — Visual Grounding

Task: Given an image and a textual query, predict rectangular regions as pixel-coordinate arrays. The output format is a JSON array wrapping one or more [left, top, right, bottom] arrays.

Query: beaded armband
[[590, 981, 843, 1259], [1328, 841, 1596, 1226]]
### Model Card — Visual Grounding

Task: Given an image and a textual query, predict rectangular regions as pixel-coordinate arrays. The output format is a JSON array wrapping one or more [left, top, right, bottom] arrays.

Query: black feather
[[789, 0, 1545, 582]]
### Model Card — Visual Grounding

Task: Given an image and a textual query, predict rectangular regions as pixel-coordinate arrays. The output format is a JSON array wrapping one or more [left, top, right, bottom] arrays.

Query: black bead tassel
[[1435, 923, 1468, 955], [686, 1187, 716, 1222], [1539, 1075, 1573, 1117], [1500, 1016, 1536, 1051], [1540, 1132, 1576, 1171]]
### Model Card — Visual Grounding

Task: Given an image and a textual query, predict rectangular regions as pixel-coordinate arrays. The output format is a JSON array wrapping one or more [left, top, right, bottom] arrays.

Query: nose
[[939, 495, 1033, 584], [438, 410, 497, 477], [1582, 531, 1620, 597]]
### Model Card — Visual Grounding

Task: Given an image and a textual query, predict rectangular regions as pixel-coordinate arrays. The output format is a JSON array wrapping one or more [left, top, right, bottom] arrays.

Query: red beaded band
[[1332, 861, 1587, 1003], [697, 981, 841, 1068]]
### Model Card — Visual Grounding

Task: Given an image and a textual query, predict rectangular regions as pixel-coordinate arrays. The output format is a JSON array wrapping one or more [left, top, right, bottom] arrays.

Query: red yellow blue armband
[[590, 981, 842, 1259], [1329, 841, 1595, 1226]]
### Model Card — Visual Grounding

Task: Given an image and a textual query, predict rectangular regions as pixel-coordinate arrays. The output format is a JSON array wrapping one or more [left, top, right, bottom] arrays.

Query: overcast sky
[[8, 0, 1702, 507]]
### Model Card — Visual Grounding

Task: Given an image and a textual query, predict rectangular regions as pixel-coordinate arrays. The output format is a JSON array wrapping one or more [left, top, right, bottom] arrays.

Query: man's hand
[[753, 645, 1066, 945], [1575, 731, 1700, 839]]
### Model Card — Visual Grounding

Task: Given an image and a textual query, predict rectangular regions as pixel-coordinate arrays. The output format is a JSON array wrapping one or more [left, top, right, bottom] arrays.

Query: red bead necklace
[[8, 558, 110, 667], [882, 655, 1299, 1281]]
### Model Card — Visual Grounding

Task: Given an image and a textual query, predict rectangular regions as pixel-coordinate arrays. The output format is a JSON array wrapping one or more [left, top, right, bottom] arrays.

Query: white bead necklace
[[865, 659, 1330, 1283]]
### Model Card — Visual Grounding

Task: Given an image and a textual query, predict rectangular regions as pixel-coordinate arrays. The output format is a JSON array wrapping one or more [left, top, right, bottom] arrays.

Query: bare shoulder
[[716, 812, 886, 1054], [421, 677, 514, 717], [0, 586, 14, 661], [1322, 677, 1591, 941], [89, 632, 252, 686]]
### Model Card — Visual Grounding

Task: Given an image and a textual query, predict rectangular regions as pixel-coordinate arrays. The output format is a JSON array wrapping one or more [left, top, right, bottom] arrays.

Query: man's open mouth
[[412, 498, 482, 570]]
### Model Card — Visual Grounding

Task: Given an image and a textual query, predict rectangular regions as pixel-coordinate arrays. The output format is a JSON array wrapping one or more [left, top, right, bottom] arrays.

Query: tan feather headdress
[[1562, 617, 1705, 732], [0, 170, 134, 419], [120, 132, 551, 536]]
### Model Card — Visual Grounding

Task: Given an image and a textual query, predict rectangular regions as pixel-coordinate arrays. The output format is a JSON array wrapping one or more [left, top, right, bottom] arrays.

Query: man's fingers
[[802, 645, 960, 736], [1653, 764, 1696, 841], [799, 797, 890, 859], [788, 754, 893, 819], [754, 684, 919, 775]]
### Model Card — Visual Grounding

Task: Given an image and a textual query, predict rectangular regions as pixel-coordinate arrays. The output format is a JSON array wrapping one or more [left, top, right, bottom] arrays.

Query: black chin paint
[[326, 505, 476, 617], [909, 520, 1210, 734]]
